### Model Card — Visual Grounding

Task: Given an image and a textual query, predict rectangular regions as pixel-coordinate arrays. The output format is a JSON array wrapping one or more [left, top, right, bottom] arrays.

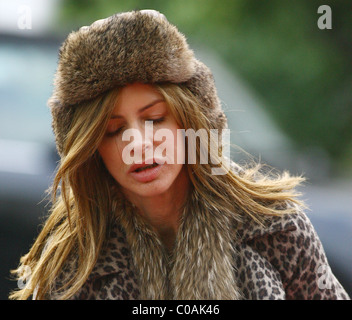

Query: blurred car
[[0, 33, 60, 299], [0, 34, 350, 300]]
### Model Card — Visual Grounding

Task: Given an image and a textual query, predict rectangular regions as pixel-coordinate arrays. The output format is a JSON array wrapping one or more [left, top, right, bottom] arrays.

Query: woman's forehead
[[112, 83, 166, 117]]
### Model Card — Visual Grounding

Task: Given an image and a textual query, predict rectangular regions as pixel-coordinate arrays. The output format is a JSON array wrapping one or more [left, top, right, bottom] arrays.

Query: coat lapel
[[88, 222, 138, 281]]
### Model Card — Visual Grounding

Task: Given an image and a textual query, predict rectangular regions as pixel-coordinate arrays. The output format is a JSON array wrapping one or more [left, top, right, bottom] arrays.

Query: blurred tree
[[57, 0, 352, 171]]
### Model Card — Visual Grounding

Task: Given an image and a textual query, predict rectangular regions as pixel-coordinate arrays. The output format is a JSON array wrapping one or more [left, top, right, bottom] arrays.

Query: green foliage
[[57, 0, 352, 167]]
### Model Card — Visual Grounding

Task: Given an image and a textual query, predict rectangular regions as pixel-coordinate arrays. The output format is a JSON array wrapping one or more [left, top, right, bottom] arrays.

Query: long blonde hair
[[10, 83, 304, 300]]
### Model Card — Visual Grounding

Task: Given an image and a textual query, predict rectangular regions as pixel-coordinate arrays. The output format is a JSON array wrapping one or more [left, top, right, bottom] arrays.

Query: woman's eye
[[105, 117, 165, 137], [106, 126, 124, 137], [148, 117, 165, 124]]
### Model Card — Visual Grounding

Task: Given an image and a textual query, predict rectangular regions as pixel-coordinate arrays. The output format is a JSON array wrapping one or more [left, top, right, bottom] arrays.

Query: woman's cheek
[[99, 139, 123, 171]]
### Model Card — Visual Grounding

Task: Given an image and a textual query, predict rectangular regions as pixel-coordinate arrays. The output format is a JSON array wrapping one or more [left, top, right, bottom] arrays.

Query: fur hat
[[49, 10, 227, 155]]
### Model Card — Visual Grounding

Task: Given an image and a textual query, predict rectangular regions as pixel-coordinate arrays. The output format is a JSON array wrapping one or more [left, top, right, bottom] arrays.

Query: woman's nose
[[127, 122, 154, 162]]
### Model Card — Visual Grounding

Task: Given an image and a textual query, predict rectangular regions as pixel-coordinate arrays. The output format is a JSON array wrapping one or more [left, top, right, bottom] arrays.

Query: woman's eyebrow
[[110, 99, 165, 119], [138, 99, 165, 113]]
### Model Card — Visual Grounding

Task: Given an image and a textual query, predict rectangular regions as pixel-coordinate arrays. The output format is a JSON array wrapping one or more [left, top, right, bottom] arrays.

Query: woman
[[10, 10, 349, 300]]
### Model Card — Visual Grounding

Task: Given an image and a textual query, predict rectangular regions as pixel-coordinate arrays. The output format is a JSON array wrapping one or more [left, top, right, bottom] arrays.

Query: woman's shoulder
[[235, 206, 350, 300], [229, 160, 308, 241], [236, 204, 307, 242]]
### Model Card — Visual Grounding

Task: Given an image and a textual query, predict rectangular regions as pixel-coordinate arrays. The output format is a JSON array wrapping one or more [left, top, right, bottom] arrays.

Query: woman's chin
[[123, 182, 170, 199]]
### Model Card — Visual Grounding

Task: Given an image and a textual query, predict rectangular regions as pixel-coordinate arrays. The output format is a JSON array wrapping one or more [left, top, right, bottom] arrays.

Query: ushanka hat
[[49, 10, 227, 156]]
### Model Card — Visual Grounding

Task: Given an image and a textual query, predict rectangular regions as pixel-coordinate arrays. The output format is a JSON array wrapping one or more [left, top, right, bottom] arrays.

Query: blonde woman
[[10, 10, 349, 300]]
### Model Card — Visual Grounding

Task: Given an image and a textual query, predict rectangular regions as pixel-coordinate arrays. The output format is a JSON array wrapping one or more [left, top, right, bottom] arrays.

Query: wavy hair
[[9, 83, 304, 300]]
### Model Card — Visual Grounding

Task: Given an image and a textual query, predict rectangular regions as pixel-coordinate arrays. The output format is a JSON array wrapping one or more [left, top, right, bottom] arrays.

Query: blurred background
[[0, 0, 351, 299]]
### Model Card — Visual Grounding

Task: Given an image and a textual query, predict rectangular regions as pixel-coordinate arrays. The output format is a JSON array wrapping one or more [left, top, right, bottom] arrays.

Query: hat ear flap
[[184, 61, 227, 130], [48, 97, 74, 156]]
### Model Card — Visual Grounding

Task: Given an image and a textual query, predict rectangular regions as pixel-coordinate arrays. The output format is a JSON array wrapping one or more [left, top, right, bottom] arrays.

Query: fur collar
[[88, 189, 300, 300], [115, 189, 242, 300]]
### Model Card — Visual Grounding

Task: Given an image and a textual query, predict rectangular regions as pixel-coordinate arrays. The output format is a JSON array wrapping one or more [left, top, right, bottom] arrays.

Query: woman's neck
[[123, 167, 190, 251]]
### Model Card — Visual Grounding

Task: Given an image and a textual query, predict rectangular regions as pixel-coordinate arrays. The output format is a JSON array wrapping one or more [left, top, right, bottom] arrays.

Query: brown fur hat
[[49, 10, 227, 155]]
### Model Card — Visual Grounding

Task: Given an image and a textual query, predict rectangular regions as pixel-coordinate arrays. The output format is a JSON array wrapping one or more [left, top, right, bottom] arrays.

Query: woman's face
[[98, 83, 187, 199]]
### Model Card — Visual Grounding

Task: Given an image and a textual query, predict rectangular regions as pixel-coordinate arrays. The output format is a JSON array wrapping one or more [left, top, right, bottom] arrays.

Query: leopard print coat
[[48, 197, 349, 300]]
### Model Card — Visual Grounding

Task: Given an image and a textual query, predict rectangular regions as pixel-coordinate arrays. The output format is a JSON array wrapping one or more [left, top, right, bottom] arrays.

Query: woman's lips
[[129, 162, 163, 183]]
